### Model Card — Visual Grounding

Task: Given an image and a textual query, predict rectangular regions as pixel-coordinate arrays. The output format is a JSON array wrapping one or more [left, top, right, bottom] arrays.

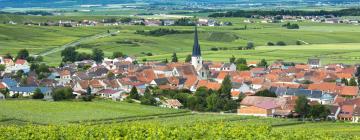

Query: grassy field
[[1, 16, 360, 66], [0, 100, 183, 124]]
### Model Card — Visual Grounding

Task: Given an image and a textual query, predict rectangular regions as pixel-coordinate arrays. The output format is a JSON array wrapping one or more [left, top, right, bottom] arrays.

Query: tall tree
[[206, 93, 221, 112], [92, 48, 104, 63], [16, 49, 29, 60], [171, 52, 178, 62], [235, 58, 247, 65], [86, 87, 92, 96], [258, 59, 268, 67], [129, 86, 140, 100], [61, 47, 78, 62], [185, 54, 192, 63], [295, 95, 310, 121], [309, 104, 330, 120], [219, 75, 232, 100], [341, 78, 349, 86], [229, 55, 236, 63], [254, 90, 277, 97]]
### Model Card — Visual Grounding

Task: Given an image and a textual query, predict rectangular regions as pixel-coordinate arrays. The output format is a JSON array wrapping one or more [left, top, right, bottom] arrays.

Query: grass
[[0, 100, 183, 124]]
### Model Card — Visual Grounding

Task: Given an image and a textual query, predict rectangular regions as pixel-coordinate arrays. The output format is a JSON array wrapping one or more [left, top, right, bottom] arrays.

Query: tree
[[267, 42, 275, 46], [171, 52, 178, 62], [92, 48, 104, 63], [4, 53, 13, 59], [61, 47, 78, 62], [185, 54, 192, 63], [254, 90, 277, 97], [86, 87, 92, 96], [295, 95, 310, 121], [349, 77, 357, 86], [82, 87, 94, 102], [235, 58, 247, 65], [309, 104, 330, 120], [341, 78, 349, 86], [112, 51, 125, 58], [246, 42, 255, 49], [129, 86, 140, 100], [236, 64, 250, 71], [163, 58, 169, 63], [206, 93, 222, 112], [52, 87, 74, 101], [16, 49, 29, 60], [229, 55, 236, 63], [0, 64, 5, 71], [140, 87, 156, 106], [258, 59, 268, 67], [219, 75, 232, 100], [32, 88, 44, 99]]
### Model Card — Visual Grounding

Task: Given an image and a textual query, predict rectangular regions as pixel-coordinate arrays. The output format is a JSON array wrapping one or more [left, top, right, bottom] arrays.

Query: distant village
[[244, 15, 360, 25], [6, 17, 231, 27], [1, 26, 360, 123]]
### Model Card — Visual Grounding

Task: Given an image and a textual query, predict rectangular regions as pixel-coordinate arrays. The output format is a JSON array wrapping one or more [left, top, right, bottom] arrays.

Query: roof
[[340, 86, 359, 96], [98, 89, 121, 94], [192, 26, 201, 57], [2, 78, 17, 88], [15, 59, 27, 65], [0, 83, 6, 89], [165, 99, 183, 107], [241, 96, 287, 109], [9, 87, 51, 93]]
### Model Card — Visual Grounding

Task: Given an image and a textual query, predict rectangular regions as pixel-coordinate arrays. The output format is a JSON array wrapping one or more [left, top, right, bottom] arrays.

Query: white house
[[0, 93, 5, 100]]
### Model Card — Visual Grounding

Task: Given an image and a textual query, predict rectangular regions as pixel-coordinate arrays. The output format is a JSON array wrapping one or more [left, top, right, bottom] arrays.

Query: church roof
[[192, 26, 201, 57]]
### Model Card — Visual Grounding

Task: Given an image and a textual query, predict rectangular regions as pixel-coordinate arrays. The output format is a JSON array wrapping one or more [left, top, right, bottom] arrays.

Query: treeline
[[0, 11, 53, 16], [135, 28, 193, 36], [208, 8, 360, 18]]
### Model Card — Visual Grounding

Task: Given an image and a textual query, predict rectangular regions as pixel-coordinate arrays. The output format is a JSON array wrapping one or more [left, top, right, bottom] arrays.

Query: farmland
[[0, 101, 360, 139], [1, 19, 360, 66]]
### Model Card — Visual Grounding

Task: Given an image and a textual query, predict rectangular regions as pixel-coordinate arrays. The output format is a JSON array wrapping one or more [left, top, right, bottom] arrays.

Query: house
[[308, 58, 321, 68], [353, 106, 360, 123], [0, 93, 4, 100], [339, 86, 359, 98], [9, 87, 52, 97], [327, 105, 341, 120], [162, 20, 175, 26], [97, 89, 124, 99], [238, 96, 287, 117], [221, 63, 236, 71], [161, 99, 182, 109]]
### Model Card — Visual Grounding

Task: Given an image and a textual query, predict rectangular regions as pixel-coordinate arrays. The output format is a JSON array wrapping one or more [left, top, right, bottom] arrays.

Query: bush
[[82, 95, 95, 102], [276, 41, 287, 46], [32, 88, 44, 99], [52, 87, 74, 101], [210, 47, 219, 51], [267, 42, 275, 46]]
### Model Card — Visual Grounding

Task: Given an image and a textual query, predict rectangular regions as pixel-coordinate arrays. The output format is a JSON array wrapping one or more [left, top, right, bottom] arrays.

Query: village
[[1, 26, 360, 123]]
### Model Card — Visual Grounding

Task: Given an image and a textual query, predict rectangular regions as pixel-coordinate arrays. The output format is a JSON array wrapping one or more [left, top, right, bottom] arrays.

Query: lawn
[[0, 100, 183, 124]]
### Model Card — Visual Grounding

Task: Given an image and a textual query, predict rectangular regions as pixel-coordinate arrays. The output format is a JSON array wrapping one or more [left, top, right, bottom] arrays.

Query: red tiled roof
[[340, 86, 359, 96], [15, 59, 27, 65]]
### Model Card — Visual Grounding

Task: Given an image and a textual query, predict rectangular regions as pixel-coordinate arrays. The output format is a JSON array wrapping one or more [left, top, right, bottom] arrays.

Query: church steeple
[[192, 26, 201, 57]]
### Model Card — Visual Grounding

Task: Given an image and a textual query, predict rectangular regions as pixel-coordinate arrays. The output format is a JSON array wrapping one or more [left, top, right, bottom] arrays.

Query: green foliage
[[309, 104, 330, 119], [171, 52, 178, 62], [92, 48, 104, 63], [229, 55, 236, 63], [282, 22, 300, 29], [129, 86, 140, 100], [16, 49, 29, 60], [32, 88, 44, 99], [267, 42, 275, 46], [341, 78, 349, 86], [235, 58, 247, 65], [107, 72, 115, 79], [185, 54, 191, 63], [136, 28, 192, 36], [52, 87, 74, 101], [0, 64, 5, 71], [246, 42, 255, 49], [219, 75, 232, 100], [258, 59, 268, 67], [254, 90, 277, 97], [276, 41, 287, 46], [61, 47, 78, 62], [140, 87, 157, 106], [295, 95, 310, 119], [349, 77, 357, 86], [120, 17, 132, 23], [112, 51, 125, 58], [174, 18, 196, 26]]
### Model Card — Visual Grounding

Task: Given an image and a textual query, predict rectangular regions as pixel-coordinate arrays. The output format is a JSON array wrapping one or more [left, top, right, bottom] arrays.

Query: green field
[[0, 100, 183, 124], [1, 100, 360, 139], [1, 16, 360, 66]]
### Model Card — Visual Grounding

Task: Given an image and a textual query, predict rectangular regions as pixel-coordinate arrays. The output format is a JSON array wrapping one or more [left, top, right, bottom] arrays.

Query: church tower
[[191, 26, 203, 69]]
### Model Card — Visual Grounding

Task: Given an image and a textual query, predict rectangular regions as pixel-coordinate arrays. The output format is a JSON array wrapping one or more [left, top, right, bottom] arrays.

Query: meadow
[[1, 16, 360, 66]]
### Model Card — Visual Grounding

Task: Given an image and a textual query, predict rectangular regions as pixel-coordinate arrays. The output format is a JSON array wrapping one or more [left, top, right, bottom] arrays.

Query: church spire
[[192, 26, 201, 57]]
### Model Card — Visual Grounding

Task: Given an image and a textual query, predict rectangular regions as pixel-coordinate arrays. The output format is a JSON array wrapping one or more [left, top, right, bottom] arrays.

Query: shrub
[[267, 42, 275, 46], [276, 41, 287, 46]]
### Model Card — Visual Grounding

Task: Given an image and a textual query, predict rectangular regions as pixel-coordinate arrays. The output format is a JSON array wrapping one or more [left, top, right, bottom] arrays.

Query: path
[[37, 30, 120, 56]]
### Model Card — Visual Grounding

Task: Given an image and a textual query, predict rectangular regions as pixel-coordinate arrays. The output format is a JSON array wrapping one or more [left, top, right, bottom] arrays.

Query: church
[[191, 26, 209, 80]]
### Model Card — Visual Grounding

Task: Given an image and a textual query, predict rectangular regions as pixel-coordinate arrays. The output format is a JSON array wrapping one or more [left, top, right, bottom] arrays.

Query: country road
[[37, 30, 119, 56]]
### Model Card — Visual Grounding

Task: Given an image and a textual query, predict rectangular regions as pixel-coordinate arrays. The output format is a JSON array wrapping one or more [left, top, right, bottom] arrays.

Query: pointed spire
[[192, 26, 201, 57]]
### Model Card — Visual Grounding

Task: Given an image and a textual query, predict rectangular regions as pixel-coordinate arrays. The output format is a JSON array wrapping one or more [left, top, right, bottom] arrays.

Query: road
[[37, 30, 119, 56]]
